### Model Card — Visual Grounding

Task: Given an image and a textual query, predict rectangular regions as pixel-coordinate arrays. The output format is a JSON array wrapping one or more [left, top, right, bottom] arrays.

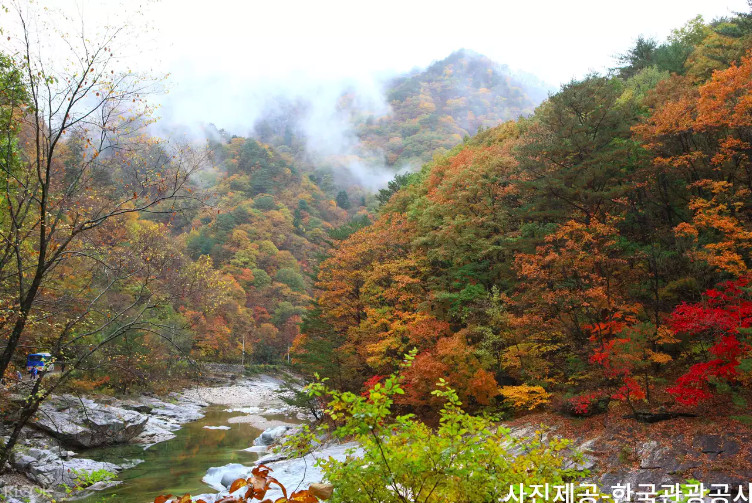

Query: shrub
[[63, 468, 116, 495], [290, 351, 585, 503], [253, 194, 277, 210], [251, 268, 271, 288], [275, 268, 306, 292], [499, 384, 551, 411], [562, 391, 610, 417]]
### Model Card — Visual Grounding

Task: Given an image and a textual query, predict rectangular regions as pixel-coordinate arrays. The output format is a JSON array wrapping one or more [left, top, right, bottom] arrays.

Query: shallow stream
[[79, 406, 267, 503]]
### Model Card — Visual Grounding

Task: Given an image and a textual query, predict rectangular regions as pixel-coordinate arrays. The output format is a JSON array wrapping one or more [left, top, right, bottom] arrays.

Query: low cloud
[[152, 60, 406, 190]]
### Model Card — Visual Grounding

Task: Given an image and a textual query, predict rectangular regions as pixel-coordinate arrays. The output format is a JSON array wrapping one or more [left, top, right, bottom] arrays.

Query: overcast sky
[[144, 0, 747, 84], [130, 0, 747, 132], [5, 0, 749, 135], [1, 0, 746, 187]]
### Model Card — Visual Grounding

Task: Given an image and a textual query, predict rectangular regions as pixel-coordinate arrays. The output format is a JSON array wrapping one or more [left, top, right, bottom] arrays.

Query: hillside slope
[[354, 49, 550, 167], [295, 12, 752, 421], [252, 50, 551, 181]]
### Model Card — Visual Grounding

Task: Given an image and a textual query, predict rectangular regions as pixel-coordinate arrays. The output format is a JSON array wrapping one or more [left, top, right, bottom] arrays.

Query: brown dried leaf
[[289, 490, 319, 503], [229, 478, 248, 493], [251, 474, 268, 493], [266, 476, 287, 500], [308, 483, 333, 500]]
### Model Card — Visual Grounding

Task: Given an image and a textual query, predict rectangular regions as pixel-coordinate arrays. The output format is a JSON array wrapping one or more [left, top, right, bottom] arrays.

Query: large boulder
[[203, 463, 250, 491], [132, 395, 206, 445], [34, 395, 148, 447], [134, 416, 180, 445], [11, 447, 122, 488], [252, 426, 290, 446]]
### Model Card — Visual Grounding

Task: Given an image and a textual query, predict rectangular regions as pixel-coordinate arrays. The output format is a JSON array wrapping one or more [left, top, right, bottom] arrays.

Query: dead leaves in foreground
[[153, 464, 332, 503]]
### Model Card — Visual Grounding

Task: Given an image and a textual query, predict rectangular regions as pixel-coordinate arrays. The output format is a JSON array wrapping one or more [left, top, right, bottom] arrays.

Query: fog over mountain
[[142, 0, 745, 189], [155, 50, 554, 189], [3, 3, 752, 498], [9, 0, 744, 189]]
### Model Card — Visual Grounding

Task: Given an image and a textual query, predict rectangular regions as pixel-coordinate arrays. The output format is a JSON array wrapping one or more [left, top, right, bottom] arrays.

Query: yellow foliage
[[647, 350, 672, 364], [499, 384, 551, 411], [655, 326, 679, 345], [675, 180, 752, 275]]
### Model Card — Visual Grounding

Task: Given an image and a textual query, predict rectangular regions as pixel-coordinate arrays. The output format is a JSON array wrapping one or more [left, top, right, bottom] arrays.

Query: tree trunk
[[0, 378, 44, 473]]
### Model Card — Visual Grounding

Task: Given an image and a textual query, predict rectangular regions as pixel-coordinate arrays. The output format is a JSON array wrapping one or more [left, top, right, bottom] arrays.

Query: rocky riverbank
[[0, 373, 311, 503], [4, 373, 750, 503], [196, 411, 752, 503], [0, 391, 208, 502], [200, 441, 358, 502], [505, 412, 752, 496]]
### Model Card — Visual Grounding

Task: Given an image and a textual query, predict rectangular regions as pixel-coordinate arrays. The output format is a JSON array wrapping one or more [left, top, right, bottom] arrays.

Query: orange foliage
[[514, 219, 641, 344], [317, 215, 435, 373], [675, 180, 752, 275], [636, 52, 752, 274], [401, 333, 498, 408]]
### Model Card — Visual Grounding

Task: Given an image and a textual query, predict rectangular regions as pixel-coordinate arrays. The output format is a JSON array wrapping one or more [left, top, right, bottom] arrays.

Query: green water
[[79, 406, 266, 503]]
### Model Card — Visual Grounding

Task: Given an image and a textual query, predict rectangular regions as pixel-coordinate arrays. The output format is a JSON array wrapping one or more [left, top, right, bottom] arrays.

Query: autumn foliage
[[153, 464, 330, 503], [297, 18, 752, 419], [666, 277, 752, 405]]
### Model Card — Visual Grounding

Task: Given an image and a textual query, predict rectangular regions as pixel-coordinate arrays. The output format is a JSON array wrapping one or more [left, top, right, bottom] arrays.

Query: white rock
[[260, 442, 361, 500], [203, 463, 250, 491], [252, 426, 290, 446], [242, 445, 268, 453], [201, 442, 361, 502], [34, 395, 148, 447]]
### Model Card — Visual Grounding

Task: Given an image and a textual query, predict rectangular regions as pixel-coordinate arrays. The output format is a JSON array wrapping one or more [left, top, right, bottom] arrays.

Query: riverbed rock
[[141, 397, 206, 424], [131, 394, 206, 445], [122, 403, 154, 414], [203, 463, 250, 491], [502, 417, 752, 498], [243, 445, 268, 454], [202, 442, 361, 500], [134, 416, 179, 444], [11, 447, 121, 488], [33, 395, 148, 447], [252, 425, 290, 446], [259, 442, 361, 500]]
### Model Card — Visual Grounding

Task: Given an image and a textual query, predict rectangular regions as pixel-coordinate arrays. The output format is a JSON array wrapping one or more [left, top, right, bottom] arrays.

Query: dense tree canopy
[[296, 12, 752, 418]]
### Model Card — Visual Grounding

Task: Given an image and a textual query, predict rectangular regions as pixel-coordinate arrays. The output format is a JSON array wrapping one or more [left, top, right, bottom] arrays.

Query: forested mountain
[[353, 49, 551, 167], [0, 59, 355, 397], [3, 0, 751, 421], [251, 50, 551, 179], [181, 136, 352, 362], [294, 12, 752, 418], [4, 3, 752, 500]]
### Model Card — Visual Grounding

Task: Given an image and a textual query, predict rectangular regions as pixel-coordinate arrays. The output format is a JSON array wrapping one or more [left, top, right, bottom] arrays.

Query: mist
[[136, 0, 747, 190], [153, 54, 555, 191], [151, 58, 400, 189]]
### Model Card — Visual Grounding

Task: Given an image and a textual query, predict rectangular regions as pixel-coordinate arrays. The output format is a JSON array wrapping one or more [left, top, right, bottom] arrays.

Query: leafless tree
[[0, 1, 203, 471]]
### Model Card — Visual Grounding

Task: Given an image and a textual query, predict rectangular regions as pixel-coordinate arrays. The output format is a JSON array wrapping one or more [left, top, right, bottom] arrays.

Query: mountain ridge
[[250, 49, 551, 182]]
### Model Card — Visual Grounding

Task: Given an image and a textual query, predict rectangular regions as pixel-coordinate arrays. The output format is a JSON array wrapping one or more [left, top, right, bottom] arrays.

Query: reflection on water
[[80, 406, 263, 503]]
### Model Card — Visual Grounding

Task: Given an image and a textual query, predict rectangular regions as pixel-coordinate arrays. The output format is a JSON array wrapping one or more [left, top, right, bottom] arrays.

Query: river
[[75, 378, 305, 503]]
